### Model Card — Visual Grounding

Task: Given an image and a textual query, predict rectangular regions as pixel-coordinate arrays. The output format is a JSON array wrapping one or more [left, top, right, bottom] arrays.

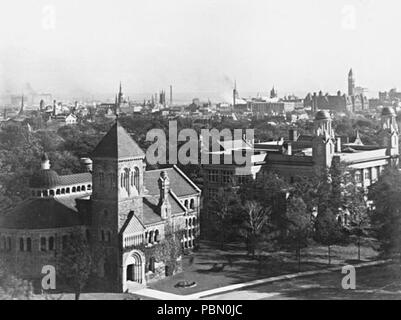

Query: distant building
[[304, 69, 368, 113]]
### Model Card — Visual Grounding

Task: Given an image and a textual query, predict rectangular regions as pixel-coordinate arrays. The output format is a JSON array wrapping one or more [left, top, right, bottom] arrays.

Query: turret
[[158, 171, 171, 220]]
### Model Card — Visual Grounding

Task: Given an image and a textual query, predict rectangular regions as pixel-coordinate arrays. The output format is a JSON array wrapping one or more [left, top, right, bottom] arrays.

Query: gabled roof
[[122, 213, 146, 235], [144, 166, 201, 198], [142, 191, 186, 226], [91, 122, 145, 159], [0, 197, 83, 230]]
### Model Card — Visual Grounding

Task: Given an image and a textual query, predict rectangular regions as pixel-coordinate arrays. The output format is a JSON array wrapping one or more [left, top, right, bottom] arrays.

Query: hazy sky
[[1, 0, 401, 100]]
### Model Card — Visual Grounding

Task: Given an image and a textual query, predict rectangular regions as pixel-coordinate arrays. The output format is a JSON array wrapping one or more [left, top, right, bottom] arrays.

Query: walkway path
[[134, 260, 389, 300]]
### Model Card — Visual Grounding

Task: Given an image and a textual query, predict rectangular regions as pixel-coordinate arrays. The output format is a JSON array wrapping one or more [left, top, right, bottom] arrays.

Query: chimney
[[41, 153, 51, 170], [158, 171, 171, 220], [336, 137, 342, 153]]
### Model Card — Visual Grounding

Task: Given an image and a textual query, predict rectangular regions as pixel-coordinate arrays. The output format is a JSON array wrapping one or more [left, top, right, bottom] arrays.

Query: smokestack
[[170, 85, 173, 106], [233, 81, 237, 109]]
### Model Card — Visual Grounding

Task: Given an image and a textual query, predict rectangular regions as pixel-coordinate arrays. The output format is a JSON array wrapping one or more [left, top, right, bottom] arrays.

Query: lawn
[[149, 239, 379, 295]]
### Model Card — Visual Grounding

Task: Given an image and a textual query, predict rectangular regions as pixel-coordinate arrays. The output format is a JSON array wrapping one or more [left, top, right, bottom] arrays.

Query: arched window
[[188, 219, 192, 227], [134, 167, 140, 190], [61, 188, 65, 194], [99, 172, 104, 187], [50, 190, 55, 196], [192, 217, 196, 226], [185, 200, 189, 208], [154, 229, 160, 243], [121, 173, 124, 188], [19, 238, 25, 251], [7, 237, 11, 251], [190, 199, 195, 209], [56, 189, 60, 195], [1, 236, 6, 251], [72, 187, 76, 193], [48, 237, 55, 251], [149, 231, 154, 244], [82, 186, 86, 191], [77, 186, 81, 192], [66, 188, 70, 194], [40, 237, 47, 252], [87, 184, 91, 190], [26, 238, 32, 252]]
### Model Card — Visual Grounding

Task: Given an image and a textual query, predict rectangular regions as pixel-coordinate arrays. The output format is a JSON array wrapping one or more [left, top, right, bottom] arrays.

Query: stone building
[[304, 69, 368, 113], [202, 107, 399, 204], [0, 122, 201, 292]]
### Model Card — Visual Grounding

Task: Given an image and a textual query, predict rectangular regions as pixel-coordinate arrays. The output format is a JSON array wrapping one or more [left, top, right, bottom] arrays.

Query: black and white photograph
[[1, 0, 401, 308]]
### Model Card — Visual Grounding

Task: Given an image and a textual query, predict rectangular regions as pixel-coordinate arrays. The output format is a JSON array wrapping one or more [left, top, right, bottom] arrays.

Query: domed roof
[[29, 169, 61, 189], [381, 106, 396, 117], [315, 110, 331, 121]]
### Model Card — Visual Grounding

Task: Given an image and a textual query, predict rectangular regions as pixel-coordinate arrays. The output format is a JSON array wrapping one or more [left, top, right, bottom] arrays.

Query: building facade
[[0, 122, 201, 292]]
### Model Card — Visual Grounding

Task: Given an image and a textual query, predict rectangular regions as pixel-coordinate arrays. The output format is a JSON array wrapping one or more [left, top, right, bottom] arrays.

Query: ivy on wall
[[123, 229, 185, 275]]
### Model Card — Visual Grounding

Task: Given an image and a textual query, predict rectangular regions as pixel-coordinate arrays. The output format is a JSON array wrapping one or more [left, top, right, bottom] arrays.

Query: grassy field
[[149, 239, 379, 295]]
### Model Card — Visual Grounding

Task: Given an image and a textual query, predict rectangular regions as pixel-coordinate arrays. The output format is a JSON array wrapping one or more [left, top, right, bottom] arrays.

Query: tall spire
[[19, 94, 24, 115]]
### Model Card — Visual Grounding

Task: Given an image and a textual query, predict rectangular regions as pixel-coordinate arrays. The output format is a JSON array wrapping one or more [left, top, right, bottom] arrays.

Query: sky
[[1, 0, 401, 101]]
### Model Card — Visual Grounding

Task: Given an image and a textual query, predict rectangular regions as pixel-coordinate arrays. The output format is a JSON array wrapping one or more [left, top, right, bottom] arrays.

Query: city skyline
[[1, 0, 401, 99]]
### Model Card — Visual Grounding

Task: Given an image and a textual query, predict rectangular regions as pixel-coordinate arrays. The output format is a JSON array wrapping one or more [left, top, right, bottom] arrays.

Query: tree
[[57, 231, 92, 300], [207, 186, 241, 249], [0, 260, 34, 300], [344, 179, 370, 261], [314, 208, 343, 265], [282, 197, 312, 271], [240, 201, 272, 258], [368, 167, 401, 259]]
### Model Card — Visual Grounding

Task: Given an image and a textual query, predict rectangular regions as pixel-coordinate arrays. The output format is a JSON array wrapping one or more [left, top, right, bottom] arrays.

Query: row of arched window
[[0, 233, 85, 253], [100, 230, 112, 243], [185, 217, 197, 228], [97, 168, 140, 191], [31, 184, 92, 198], [0, 236, 12, 251], [145, 229, 160, 245], [183, 198, 196, 210]]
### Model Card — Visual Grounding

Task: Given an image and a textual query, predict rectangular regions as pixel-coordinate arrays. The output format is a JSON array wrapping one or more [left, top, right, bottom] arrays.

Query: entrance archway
[[123, 250, 146, 291]]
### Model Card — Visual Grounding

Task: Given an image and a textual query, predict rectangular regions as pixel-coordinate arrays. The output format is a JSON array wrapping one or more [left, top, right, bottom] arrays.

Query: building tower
[[19, 95, 24, 116], [348, 68, 355, 96], [381, 106, 399, 166], [90, 122, 146, 287], [270, 86, 278, 99], [312, 110, 335, 168]]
